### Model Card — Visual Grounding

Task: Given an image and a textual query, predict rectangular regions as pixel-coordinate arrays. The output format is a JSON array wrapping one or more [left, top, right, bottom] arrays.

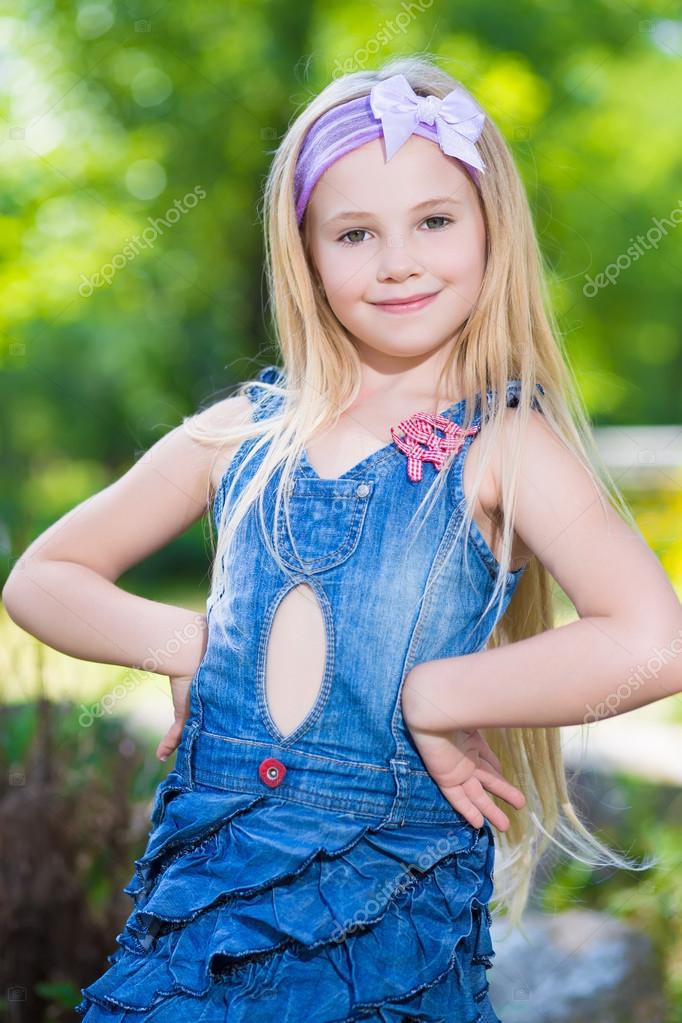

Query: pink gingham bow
[[390, 411, 479, 482], [369, 73, 487, 171]]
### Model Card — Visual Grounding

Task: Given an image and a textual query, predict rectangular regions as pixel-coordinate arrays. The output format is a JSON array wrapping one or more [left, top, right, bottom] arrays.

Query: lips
[[371, 291, 441, 314], [373, 291, 439, 306]]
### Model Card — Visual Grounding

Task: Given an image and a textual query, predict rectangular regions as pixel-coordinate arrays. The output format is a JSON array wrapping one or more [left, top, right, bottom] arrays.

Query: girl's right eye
[[338, 229, 370, 246]]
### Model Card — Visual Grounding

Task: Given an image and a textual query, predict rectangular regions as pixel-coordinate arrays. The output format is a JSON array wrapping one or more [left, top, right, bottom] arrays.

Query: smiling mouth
[[372, 291, 441, 313]]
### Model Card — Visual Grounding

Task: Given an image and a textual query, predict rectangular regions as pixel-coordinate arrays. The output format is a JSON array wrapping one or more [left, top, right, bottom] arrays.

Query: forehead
[[306, 134, 474, 223]]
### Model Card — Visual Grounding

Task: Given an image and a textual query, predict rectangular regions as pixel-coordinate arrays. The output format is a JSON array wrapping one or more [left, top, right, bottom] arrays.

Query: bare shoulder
[[487, 407, 680, 631], [489, 404, 565, 505], [185, 393, 253, 495], [486, 404, 556, 490], [463, 407, 541, 569]]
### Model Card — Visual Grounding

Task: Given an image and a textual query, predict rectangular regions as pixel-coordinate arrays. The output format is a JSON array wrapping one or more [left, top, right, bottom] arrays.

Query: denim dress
[[76, 365, 538, 1023]]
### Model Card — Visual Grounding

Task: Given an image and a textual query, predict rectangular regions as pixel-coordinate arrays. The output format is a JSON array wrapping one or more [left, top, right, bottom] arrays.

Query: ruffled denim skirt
[[75, 766, 502, 1022]]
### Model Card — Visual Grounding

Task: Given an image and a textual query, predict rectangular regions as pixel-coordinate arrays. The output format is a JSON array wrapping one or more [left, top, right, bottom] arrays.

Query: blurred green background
[[1, 0, 681, 1020], [1, 0, 681, 586]]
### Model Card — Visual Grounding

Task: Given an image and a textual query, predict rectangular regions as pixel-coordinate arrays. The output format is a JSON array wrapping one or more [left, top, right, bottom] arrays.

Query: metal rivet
[[356, 482, 370, 498], [258, 756, 286, 788]]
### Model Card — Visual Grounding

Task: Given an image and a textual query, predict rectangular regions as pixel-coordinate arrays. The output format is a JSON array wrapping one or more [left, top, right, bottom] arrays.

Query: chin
[[368, 336, 446, 359]]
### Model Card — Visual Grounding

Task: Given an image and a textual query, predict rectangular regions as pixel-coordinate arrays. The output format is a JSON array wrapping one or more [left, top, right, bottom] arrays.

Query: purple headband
[[294, 73, 487, 225]]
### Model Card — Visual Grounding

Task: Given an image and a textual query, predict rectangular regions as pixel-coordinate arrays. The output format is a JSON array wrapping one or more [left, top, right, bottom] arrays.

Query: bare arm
[[2, 395, 250, 679], [402, 408, 682, 731]]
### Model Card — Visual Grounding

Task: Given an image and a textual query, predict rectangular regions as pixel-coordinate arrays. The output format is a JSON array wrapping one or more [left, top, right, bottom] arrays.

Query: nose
[[376, 233, 423, 282]]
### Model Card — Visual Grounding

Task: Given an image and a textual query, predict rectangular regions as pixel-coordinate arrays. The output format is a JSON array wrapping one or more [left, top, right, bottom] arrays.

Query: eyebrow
[[322, 196, 465, 226]]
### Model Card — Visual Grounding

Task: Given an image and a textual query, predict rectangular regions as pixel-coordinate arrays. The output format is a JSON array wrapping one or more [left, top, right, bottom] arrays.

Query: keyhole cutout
[[265, 583, 326, 738]]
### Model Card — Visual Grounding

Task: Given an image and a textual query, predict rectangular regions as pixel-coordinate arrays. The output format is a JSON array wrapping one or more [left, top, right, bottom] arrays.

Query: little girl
[[5, 55, 681, 1023]]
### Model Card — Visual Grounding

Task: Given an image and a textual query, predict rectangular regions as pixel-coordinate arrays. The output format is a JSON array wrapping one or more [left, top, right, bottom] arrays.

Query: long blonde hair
[[183, 53, 654, 931]]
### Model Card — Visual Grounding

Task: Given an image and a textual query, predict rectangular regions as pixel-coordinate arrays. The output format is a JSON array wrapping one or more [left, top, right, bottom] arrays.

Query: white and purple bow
[[369, 73, 486, 171]]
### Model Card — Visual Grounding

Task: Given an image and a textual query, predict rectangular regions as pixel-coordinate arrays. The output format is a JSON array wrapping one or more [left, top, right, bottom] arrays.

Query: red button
[[258, 757, 286, 788]]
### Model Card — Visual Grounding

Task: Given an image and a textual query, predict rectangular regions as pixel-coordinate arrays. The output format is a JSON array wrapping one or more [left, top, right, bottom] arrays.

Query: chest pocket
[[275, 477, 373, 573]]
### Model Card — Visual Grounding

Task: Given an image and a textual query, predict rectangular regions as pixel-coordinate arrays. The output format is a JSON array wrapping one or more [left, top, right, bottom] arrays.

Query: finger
[[156, 738, 175, 761], [460, 731, 501, 775], [474, 766, 526, 809], [462, 779, 511, 832], [477, 771, 526, 811], [156, 742, 172, 762], [467, 733, 502, 774], [156, 721, 184, 761], [477, 751, 503, 776], [470, 752, 508, 787], [480, 746, 502, 773], [438, 785, 486, 830]]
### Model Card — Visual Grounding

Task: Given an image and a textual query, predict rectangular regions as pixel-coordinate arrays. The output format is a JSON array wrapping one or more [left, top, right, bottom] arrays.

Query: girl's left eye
[[337, 216, 452, 246], [422, 215, 451, 229]]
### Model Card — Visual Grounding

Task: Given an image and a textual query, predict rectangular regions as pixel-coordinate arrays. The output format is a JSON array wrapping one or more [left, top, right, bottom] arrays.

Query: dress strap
[[211, 365, 287, 531], [477, 378, 545, 424], [243, 364, 287, 422], [503, 379, 545, 411]]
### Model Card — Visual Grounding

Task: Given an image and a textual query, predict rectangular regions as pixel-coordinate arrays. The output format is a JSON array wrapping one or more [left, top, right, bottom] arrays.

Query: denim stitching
[[256, 577, 336, 745], [389, 489, 470, 759], [199, 728, 392, 772], [276, 485, 372, 573]]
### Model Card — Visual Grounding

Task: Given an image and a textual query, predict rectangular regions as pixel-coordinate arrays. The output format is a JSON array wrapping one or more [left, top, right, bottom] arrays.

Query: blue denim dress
[[76, 366, 537, 1023]]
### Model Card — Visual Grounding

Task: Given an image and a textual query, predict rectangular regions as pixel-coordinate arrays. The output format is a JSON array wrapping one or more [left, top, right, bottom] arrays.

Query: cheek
[[432, 231, 485, 279], [438, 257, 484, 303], [318, 246, 368, 301]]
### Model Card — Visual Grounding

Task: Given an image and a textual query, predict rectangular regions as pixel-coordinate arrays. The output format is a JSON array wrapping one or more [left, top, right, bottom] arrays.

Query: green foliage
[[1, 0, 680, 592]]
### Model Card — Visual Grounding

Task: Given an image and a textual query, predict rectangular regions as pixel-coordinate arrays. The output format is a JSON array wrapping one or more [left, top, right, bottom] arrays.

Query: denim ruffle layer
[[75, 769, 500, 1022]]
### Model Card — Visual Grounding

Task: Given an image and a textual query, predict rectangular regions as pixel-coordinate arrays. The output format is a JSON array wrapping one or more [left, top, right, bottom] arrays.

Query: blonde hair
[[183, 53, 655, 931]]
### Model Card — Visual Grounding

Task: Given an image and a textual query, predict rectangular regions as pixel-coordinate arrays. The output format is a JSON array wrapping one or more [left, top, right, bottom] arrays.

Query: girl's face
[[305, 134, 487, 365]]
